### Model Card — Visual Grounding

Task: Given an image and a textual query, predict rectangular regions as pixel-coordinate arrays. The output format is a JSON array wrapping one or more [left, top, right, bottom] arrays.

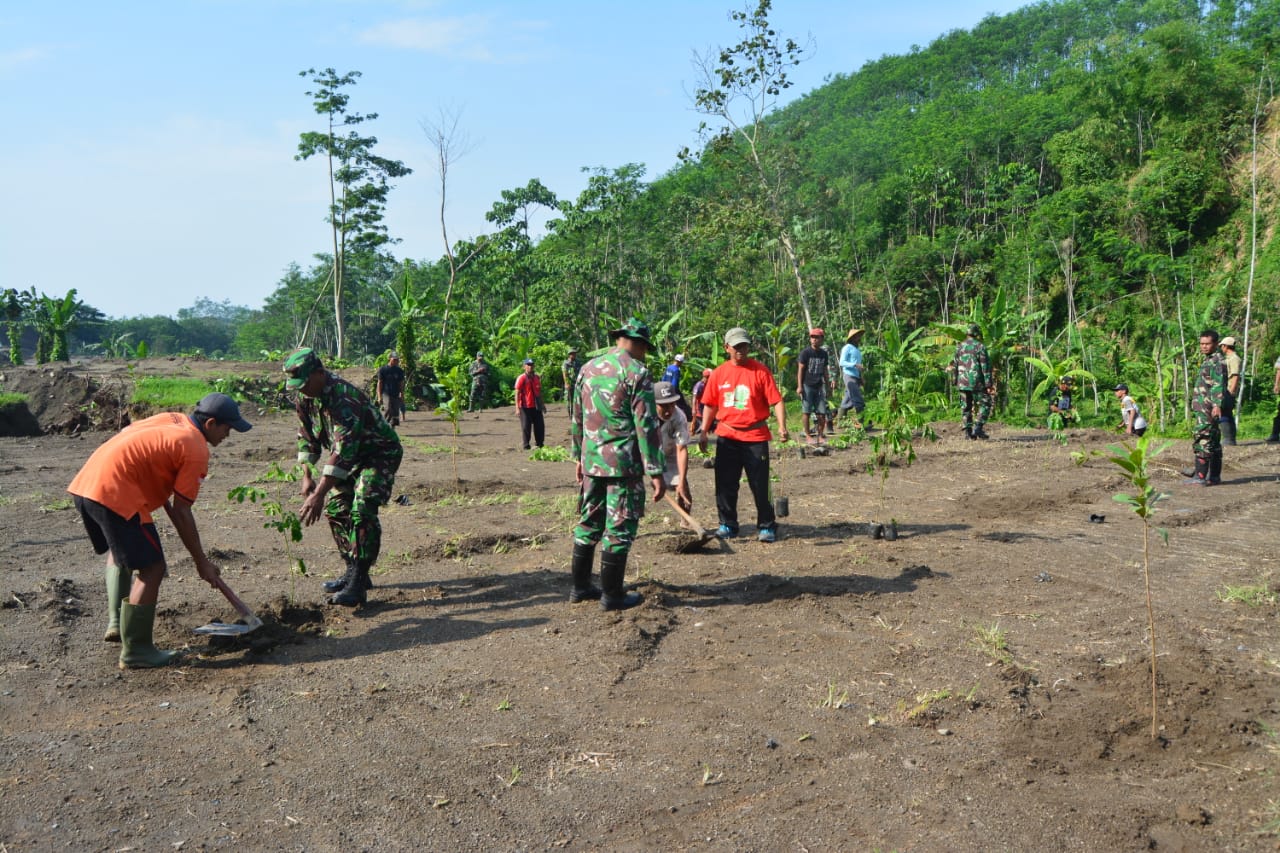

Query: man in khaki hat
[[1219, 336, 1241, 445], [836, 327, 866, 428], [698, 327, 789, 543]]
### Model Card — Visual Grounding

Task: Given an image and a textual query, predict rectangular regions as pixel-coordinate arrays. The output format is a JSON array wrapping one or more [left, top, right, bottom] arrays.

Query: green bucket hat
[[282, 348, 324, 389], [609, 317, 653, 347]]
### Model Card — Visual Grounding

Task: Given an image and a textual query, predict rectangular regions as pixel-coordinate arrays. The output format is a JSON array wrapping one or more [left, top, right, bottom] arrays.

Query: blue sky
[[2, 0, 1029, 319]]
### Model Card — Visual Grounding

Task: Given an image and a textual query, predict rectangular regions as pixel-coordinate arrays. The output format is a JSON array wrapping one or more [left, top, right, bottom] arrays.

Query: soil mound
[[0, 365, 128, 435]]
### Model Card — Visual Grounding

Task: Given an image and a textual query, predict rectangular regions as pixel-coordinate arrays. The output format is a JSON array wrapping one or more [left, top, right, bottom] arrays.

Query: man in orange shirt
[[68, 393, 251, 669], [698, 327, 790, 542]]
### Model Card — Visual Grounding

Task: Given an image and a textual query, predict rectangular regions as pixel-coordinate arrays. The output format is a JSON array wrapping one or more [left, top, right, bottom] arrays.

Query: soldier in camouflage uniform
[[468, 353, 489, 413], [283, 348, 404, 606], [1185, 330, 1226, 486], [561, 347, 581, 415], [570, 318, 665, 611], [952, 324, 995, 439]]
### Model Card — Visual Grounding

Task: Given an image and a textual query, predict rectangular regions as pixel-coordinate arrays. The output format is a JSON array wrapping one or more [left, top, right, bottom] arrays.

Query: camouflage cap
[[609, 317, 652, 347], [966, 323, 982, 337], [282, 348, 323, 389]]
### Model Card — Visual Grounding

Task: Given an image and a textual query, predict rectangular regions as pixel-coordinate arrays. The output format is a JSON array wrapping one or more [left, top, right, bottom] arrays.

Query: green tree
[[3, 289, 23, 365], [296, 68, 412, 358], [688, 0, 818, 328]]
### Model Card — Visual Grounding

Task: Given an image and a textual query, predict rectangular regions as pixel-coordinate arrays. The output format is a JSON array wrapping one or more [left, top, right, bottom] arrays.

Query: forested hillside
[[39, 0, 1280, 426]]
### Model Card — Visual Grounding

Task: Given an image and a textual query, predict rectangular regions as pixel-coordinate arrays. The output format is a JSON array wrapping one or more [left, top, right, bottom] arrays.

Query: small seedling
[[1108, 435, 1173, 740], [699, 764, 723, 786], [1216, 579, 1277, 607], [495, 697, 512, 711], [503, 765, 522, 787], [972, 622, 1012, 665], [529, 445, 571, 462], [819, 681, 849, 710], [905, 688, 952, 720]]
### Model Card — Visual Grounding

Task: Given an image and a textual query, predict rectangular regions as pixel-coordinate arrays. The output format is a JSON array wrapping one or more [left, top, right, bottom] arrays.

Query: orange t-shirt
[[701, 358, 782, 443], [67, 412, 209, 523]]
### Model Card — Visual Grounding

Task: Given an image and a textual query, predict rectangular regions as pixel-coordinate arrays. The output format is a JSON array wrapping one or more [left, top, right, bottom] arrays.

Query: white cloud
[[0, 45, 49, 74], [358, 16, 495, 59]]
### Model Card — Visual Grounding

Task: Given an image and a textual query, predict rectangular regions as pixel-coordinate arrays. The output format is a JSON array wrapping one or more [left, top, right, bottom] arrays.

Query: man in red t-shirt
[[698, 327, 790, 542], [68, 393, 251, 669], [514, 358, 546, 450]]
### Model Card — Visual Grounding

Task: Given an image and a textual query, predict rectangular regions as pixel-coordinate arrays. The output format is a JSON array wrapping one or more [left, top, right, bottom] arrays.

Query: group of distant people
[[65, 319, 1280, 669]]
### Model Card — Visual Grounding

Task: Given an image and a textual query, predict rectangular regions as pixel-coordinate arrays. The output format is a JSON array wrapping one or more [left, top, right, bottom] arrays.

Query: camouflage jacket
[[952, 338, 992, 391], [296, 372, 402, 480], [561, 356, 581, 386], [1192, 351, 1227, 419], [572, 348, 663, 479]]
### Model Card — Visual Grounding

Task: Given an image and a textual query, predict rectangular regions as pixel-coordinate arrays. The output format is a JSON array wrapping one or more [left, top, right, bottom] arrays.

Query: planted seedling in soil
[[228, 462, 308, 602], [1107, 434, 1172, 739]]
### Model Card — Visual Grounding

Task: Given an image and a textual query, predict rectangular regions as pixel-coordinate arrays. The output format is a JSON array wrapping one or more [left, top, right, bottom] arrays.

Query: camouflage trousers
[[1192, 417, 1221, 464], [326, 449, 403, 567], [573, 476, 646, 555], [958, 389, 992, 428], [469, 380, 487, 411]]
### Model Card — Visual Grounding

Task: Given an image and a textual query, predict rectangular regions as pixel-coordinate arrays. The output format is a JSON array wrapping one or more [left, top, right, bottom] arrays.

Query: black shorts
[[73, 495, 164, 569]]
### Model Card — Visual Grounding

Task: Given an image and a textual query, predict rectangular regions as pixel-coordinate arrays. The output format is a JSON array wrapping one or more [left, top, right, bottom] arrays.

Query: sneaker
[[716, 524, 738, 539], [758, 528, 776, 543]]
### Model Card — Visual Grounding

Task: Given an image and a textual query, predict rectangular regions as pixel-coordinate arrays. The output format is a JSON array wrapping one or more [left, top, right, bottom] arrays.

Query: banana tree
[[380, 262, 438, 401], [40, 289, 86, 362]]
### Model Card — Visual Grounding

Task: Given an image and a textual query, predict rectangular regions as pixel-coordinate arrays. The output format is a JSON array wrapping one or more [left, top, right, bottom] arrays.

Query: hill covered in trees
[[23, 0, 1280, 424]]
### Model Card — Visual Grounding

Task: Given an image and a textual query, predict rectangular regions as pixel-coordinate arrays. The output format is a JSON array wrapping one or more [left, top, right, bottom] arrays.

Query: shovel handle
[[663, 493, 708, 536], [213, 576, 253, 619]]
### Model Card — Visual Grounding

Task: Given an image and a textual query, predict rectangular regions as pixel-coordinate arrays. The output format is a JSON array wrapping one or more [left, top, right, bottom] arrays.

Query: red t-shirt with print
[[700, 358, 782, 443]]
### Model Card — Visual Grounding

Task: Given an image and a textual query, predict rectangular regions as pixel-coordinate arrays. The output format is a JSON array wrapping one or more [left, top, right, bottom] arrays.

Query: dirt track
[[1, 362, 1278, 851]]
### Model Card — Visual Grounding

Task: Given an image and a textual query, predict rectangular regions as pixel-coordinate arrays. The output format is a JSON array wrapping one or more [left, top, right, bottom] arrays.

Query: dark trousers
[[713, 436, 775, 532], [519, 407, 545, 449]]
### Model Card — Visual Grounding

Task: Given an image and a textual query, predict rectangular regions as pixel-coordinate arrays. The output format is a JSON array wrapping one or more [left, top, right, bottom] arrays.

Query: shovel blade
[[194, 616, 263, 636]]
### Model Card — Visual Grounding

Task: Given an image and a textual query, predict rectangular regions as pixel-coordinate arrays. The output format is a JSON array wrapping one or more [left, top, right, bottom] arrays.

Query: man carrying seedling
[[376, 351, 406, 427], [570, 318, 665, 610], [952, 324, 994, 440], [283, 348, 403, 606], [698, 327, 790, 543], [68, 393, 252, 669], [1184, 330, 1226, 486]]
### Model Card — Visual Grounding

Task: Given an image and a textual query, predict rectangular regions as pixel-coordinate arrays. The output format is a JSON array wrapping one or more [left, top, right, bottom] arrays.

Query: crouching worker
[[68, 393, 252, 669], [569, 318, 665, 610], [654, 381, 693, 518], [284, 348, 403, 607]]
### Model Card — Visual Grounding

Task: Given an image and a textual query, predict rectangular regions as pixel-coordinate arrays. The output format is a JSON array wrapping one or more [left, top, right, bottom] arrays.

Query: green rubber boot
[[118, 602, 181, 669], [103, 565, 129, 642]]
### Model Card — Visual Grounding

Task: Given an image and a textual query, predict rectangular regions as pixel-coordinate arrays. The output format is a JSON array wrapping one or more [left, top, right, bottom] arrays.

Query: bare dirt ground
[[1, 360, 1278, 851]]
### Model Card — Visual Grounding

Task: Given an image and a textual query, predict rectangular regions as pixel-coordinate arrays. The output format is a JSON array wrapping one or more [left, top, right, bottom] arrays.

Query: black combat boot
[[569, 542, 602, 603], [323, 557, 375, 593], [963, 424, 974, 440], [973, 424, 990, 440], [330, 562, 370, 606], [1208, 451, 1223, 485], [599, 551, 642, 611]]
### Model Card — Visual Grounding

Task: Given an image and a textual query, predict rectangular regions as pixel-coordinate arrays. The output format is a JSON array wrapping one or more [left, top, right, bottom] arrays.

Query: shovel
[[663, 493, 716, 546], [194, 576, 264, 636]]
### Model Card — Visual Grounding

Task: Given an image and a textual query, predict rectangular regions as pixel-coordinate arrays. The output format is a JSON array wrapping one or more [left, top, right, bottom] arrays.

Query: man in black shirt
[[376, 352, 406, 427], [796, 328, 833, 444]]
